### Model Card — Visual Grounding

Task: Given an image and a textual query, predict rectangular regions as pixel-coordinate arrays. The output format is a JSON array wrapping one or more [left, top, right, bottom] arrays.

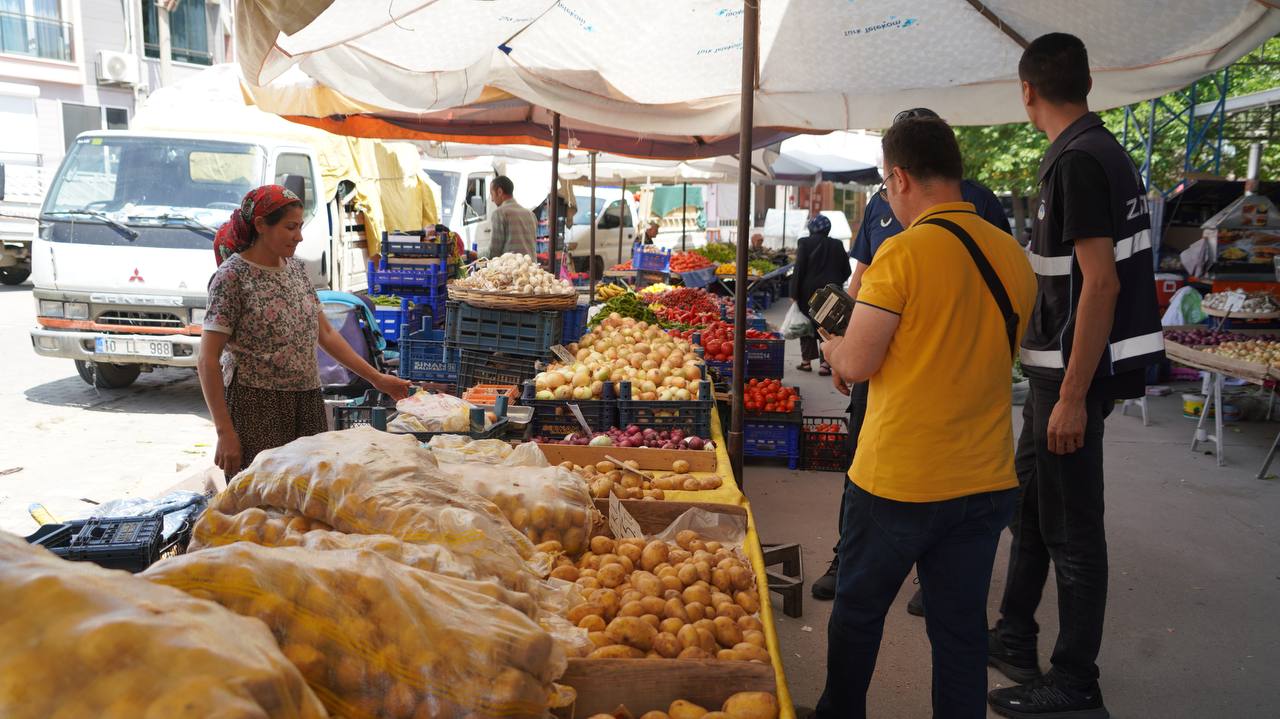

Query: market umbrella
[[236, 0, 1280, 480]]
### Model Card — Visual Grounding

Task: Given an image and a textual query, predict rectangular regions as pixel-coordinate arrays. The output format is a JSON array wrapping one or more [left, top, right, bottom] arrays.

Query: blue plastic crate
[[617, 379, 714, 439], [744, 419, 800, 469], [521, 381, 617, 439], [368, 259, 453, 296], [398, 322, 460, 383], [700, 335, 785, 382], [718, 305, 768, 332], [445, 301, 563, 355], [632, 244, 672, 272], [372, 297, 428, 343], [561, 302, 588, 344]]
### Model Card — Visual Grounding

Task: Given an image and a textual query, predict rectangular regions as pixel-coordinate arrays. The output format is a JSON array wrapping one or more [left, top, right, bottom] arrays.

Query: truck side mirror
[[281, 173, 306, 205], [598, 213, 620, 230], [0, 163, 6, 202]]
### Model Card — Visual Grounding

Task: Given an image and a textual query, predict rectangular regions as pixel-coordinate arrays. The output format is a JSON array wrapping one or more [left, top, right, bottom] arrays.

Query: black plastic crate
[[445, 301, 563, 355], [456, 348, 547, 395], [801, 416, 852, 472], [521, 380, 617, 439], [332, 389, 509, 441], [617, 379, 714, 438], [27, 517, 189, 573], [383, 230, 448, 258]]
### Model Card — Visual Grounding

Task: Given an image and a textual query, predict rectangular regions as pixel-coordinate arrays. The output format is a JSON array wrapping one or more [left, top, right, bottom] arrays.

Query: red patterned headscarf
[[213, 185, 301, 266]]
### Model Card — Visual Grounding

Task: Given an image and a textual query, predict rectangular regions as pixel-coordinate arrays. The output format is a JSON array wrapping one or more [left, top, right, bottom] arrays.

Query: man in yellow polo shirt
[[814, 116, 1036, 718]]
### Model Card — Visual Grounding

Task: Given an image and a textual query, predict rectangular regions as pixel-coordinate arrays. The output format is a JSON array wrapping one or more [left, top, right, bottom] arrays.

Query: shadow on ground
[[23, 368, 209, 417]]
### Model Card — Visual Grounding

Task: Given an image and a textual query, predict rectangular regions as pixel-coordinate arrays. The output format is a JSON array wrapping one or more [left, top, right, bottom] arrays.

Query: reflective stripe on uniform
[[1110, 330, 1165, 361], [1020, 347, 1065, 369], [1026, 250, 1073, 277], [1113, 229, 1152, 263]]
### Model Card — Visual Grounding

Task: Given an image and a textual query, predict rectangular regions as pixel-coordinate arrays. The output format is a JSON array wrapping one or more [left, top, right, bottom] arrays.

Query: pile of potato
[[586, 691, 779, 719], [145, 542, 565, 719], [445, 464, 595, 555], [0, 532, 328, 719], [563, 459, 723, 501], [552, 531, 766, 662]]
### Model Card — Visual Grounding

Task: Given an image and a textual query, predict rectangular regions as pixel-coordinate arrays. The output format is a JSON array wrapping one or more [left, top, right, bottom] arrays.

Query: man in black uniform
[[987, 34, 1164, 719]]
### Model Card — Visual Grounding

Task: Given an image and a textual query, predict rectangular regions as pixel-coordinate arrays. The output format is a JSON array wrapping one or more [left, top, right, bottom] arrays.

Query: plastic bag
[[0, 532, 328, 719], [212, 427, 542, 567], [88, 490, 207, 541], [394, 391, 476, 433], [427, 435, 517, 464], [145, 543, 566, 719], [780, 301, 813, 339], [1162, 285, 1206, 326], [438, 463, 597, 555]]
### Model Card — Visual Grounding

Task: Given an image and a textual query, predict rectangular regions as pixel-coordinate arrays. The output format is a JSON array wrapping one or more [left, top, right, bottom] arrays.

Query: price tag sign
[[566, 403, 593, 435], [608, 493, 645, 539], [549, 344, 577, 364], [1225, 290, 1247, 312]]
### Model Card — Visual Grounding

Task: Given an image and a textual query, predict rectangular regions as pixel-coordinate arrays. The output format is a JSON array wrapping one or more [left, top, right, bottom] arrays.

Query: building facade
[[0, 0, 231, 242]]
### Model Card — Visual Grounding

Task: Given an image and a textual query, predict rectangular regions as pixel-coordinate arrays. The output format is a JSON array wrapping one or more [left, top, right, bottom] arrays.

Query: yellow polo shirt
[[850, 202, 1037, 502]]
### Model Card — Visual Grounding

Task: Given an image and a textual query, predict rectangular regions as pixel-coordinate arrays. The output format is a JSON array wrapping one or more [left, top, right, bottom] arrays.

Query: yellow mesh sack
[[145, 542, 566, 719], [437, 463, 598, 556], [0, 532, 329, 719]]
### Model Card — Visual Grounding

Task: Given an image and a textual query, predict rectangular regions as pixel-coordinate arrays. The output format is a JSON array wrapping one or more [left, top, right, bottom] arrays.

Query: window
[[573, 196, 605, 227], [0, 0, 71, 61], [273, 153, 317, 220], [61, 104, 129, 149], [600, 199, 633, 229], [463, 175, 487, 225], [142, 0, 211, 66], [424, 170, 459, 227]]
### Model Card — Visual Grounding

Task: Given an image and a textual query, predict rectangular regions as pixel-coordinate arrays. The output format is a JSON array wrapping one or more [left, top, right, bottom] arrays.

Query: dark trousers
[[832, 381, 870, 551], [800, 335, 822, 362], [817, 482, 1017, 719], [995, 380, 1112, 687]]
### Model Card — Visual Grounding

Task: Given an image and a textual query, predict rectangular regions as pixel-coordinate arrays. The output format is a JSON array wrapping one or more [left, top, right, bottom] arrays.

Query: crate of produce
[[26, 501, 200, 573], [617, 379, 714, 437], [718, 305, 770, 333], [801, 416, 852, 472], [561, 301, 589, 344], [445, 300, 564, 355], [382, 230, 449, 258], [372, 296, 431, 343], [456, 348, 547, 394], [462, 384, 520, 405], [367, 259, 454, 295], [397, 321, 460, 383], [703, 337, 787, 382], [521, 381, 617, 439], [632, 244, 672, 272], [332, 389, 509, 441], [743, 419, 801, 469]]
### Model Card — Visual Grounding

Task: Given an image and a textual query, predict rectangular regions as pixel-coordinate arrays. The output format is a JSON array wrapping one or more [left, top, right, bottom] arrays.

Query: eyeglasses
[[876, 167, 907, 199]]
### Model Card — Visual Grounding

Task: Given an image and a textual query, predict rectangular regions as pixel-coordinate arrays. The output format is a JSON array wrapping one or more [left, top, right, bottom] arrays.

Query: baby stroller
[[317, 290, 390, 399]]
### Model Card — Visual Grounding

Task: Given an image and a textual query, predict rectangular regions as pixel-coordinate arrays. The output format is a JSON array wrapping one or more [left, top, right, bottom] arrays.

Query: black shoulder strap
[[921, 217, 1019, 359]]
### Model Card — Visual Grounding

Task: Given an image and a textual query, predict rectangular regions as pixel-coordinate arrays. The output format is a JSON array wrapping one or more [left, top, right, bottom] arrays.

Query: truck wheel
[[0, 265, 30, 285], [74, 360, 141, 389]]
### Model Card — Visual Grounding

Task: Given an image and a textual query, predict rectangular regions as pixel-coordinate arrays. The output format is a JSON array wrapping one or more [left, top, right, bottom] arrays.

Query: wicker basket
[[447, 284, 578, 311]]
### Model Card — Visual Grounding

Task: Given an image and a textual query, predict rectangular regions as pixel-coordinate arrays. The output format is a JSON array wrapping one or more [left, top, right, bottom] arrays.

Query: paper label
[[550, 344, 577, 364], [1225, 290, 1247, 312], [608, 493, 645, 539], [567, 403, 592, 434]]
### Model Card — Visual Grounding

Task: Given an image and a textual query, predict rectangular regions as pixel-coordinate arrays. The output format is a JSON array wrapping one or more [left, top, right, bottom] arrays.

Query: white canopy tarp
[[237, 0, 1280, 141]]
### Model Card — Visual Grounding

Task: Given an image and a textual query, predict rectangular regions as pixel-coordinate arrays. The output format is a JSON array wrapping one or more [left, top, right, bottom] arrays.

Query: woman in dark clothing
[[790, 214, 852, 375]]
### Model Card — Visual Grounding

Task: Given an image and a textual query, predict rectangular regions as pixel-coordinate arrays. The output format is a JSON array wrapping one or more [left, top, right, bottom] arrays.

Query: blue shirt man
[[850, 179, 1011, 266]]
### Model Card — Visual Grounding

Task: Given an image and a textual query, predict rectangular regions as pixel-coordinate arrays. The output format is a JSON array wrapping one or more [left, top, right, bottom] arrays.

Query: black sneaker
[[988, 628, 1043, 684], [988, 672, 1110, 718], [906, 587, 924, 616], [811, 556, 839, 600]]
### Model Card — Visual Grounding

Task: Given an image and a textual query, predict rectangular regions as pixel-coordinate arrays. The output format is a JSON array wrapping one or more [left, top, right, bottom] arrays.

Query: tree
[[955, 122, 1046, 239]]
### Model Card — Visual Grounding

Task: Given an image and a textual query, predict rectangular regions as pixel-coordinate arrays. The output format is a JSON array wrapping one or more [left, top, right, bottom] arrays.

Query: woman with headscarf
[[790, 214, 852, 375], [199, 185, 411, 477]]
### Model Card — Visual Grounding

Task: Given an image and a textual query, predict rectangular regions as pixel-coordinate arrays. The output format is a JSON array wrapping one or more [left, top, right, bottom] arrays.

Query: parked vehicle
[[28, 130, 342, 388], [566, 188, 640, 274], [0, 159, 40, 285]]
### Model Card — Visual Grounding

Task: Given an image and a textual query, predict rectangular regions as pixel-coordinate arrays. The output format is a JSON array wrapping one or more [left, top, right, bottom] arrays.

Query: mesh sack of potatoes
[[437, 462, 598, 555], [212, 427, 541, 568], [145, 542, 567, 719], [0, 532, 328, 719], [557, 531, 767, 662]]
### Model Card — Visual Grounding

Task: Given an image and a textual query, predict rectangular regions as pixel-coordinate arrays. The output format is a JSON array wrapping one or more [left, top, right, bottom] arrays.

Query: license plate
[[95, 337, 172, 359]]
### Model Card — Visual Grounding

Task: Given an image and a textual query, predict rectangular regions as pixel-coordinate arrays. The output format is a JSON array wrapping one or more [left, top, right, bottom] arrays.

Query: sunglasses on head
[[892, 108, 940, 125]]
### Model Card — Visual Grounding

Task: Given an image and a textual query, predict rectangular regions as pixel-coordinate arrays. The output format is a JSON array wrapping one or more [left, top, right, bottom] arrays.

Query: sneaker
[[988, 628, 1043, 684], [906, 587, 924, 616], [988, 672, 1110, 719], [811, 556, 839, 600]]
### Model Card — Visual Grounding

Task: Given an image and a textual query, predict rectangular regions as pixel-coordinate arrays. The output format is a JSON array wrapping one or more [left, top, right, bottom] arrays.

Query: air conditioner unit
[[96, 51, 140, 86]]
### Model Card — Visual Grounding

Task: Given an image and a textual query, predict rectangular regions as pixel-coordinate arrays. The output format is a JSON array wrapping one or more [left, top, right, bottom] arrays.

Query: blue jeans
[[817, 481, 1017, 719]]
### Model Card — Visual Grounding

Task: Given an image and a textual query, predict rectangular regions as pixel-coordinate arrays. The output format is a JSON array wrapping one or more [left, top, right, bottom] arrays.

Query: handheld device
[[808, 283, 856, 339]]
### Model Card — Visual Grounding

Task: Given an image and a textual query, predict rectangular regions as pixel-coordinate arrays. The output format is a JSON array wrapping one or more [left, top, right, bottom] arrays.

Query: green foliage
[[954, 123, 1046, 195]]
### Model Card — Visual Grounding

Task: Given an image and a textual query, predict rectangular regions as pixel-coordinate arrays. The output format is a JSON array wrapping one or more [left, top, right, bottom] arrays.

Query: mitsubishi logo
[[128, 268, 144, 283]]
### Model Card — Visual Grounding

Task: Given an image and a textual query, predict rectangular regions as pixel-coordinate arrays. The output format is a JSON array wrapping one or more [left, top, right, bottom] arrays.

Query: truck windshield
[[42, 136, 263, 248], [574, 197, 606, 226], [424, 170, 460, 227]]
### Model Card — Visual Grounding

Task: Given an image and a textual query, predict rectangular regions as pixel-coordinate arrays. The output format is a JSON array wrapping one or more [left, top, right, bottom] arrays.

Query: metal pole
[[589, 151, 598, 300], [729, 0, 758, 485], [781, 190, 786, 250], [549, 112, 562, 277], [618, 185, 625, 266], [682, 182, 688, 252]]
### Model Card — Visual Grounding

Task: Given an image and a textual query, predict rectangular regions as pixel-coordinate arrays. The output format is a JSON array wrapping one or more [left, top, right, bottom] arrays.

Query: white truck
[[28, 130, 336, 388], [0, 158, 40, 285]]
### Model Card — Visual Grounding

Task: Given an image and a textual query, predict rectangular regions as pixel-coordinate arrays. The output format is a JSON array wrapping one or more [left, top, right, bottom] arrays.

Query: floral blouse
[[203, 255, 320, 391]]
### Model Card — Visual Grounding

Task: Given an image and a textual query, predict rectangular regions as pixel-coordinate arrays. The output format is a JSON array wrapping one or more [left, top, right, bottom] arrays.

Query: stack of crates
[[744, 394, 804, 469], [367, 230, 455, 338], [444, 300, 567, 394], [397, 319, 459, 384], [522, 381, 617, 439]]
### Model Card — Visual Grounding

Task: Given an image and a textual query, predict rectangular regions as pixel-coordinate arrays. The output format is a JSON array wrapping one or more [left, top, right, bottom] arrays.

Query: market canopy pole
[[682, 182, 688, 252], [589, 151, 598, 301], [549, 112, 561, 276], [618, 189, 625, 266], [729, 0, 759, 486]]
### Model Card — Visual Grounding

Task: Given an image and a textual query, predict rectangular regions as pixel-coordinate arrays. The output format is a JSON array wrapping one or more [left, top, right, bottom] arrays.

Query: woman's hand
[[215, 429, 243, 478], [373, 372, 413, 400]]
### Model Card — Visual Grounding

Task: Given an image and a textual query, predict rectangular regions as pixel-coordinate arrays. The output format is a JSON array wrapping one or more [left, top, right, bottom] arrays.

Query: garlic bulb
[[457, 253, 574, 295]]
